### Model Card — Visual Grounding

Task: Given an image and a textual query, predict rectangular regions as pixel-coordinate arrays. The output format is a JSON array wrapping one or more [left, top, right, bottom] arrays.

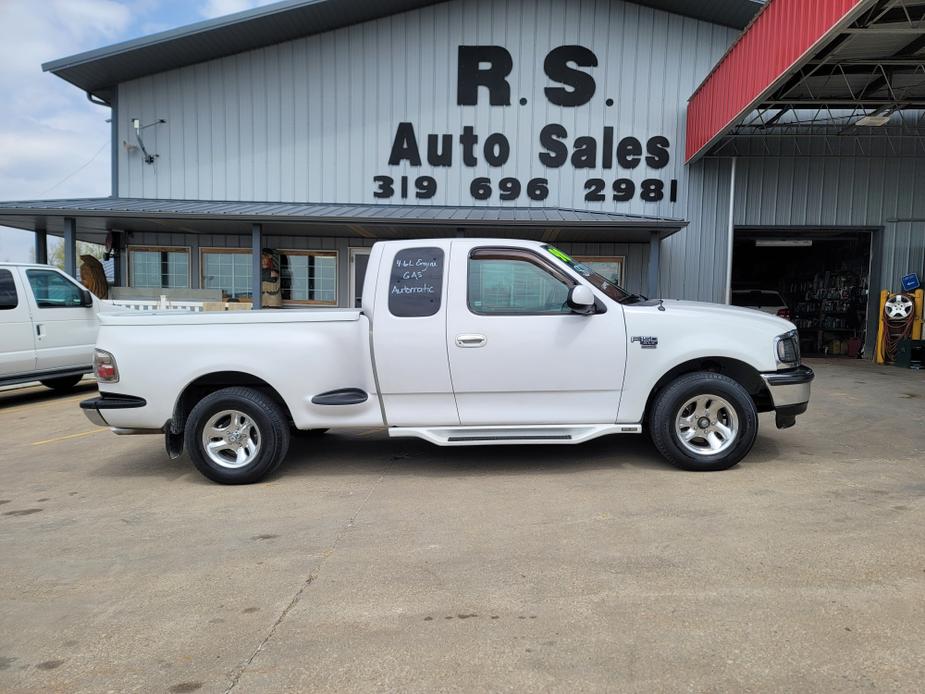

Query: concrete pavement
[[0, 360, 923, 693]]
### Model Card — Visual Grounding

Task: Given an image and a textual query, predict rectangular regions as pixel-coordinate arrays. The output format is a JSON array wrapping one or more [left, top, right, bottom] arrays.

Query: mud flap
[[165, 429, 184, 459]]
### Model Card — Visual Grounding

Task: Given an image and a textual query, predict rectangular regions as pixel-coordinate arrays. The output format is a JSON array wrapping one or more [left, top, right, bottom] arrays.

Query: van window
[[0, 269, 18, 310], [26, 269, 85, 308]]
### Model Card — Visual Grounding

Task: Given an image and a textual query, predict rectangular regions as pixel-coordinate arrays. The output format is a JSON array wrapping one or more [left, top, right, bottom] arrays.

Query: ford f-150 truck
[[81, 239, 813, 484]]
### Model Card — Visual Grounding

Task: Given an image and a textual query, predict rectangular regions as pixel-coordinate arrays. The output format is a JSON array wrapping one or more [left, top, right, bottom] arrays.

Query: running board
[[388, 424, 641, 446]]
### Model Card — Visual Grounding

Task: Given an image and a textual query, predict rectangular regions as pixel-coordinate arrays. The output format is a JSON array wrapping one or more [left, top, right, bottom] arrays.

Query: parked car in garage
[[0, 263, 99, 390], [81, 239, 814, 484], [731, 289, 792, 320]]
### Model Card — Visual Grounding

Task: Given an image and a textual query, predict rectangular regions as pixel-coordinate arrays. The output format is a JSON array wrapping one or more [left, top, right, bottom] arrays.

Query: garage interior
[[731, 228, 873, 357]]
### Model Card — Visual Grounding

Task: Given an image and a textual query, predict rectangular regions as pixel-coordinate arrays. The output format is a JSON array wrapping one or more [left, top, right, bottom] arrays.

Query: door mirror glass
[[567, 285, 595, 314], [80, 288, 94, 307]]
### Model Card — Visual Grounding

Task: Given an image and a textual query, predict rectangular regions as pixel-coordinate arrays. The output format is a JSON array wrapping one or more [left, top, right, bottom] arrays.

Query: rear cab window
[[387, 247, 445, 317]]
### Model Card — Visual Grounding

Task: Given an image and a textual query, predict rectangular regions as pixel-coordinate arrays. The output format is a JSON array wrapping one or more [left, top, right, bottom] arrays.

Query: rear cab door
[[0, 267, 37, 377], [369, 240, 458, 426], [445, 240, 626, 425], [21, 267, 98, 371]]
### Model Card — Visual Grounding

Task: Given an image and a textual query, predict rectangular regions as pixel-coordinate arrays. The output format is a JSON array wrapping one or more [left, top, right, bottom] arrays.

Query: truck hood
[[624, 298, 795, 333]]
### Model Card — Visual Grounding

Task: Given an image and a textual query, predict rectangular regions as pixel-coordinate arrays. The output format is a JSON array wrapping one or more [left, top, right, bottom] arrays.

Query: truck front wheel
[[649, 372, 757, 472], [185, 387, 290, 484]]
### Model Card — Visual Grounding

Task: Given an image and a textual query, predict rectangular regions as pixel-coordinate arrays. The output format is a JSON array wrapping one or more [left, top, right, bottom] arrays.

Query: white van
[[0, 263, 99, 391]]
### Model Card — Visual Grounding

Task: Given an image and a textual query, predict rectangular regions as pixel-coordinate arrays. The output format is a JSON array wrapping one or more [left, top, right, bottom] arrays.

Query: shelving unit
[[789, 271, 867, 356]]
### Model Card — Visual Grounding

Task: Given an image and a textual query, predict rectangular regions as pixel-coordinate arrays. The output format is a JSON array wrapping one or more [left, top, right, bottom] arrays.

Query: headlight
[[774, 330, 800, 367], [93, 349, 120, 383]]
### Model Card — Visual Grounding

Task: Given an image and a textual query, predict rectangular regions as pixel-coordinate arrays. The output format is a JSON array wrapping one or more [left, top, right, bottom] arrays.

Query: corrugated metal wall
[[117, 0, 736, 218], [734, 156, 925, 293], [660, 157, 731, 301]]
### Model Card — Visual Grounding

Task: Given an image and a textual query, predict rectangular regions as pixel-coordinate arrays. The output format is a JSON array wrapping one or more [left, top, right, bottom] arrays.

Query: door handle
[[456, 333, 487, 348], [35, 323, 43, 339]]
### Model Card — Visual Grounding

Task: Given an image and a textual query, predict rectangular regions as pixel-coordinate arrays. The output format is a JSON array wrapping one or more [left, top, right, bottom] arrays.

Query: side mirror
[[567, 285, 595, 315], [79, 288, 94, 307]]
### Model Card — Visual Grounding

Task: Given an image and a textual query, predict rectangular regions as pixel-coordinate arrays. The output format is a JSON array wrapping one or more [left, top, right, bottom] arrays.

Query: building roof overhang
[[0, 197, 687, 244], [687, 0, 925, 162], [43, 0, 765, 103]]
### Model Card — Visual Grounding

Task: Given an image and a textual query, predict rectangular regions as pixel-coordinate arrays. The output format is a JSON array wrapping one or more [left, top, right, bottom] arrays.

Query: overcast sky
[[0, 0, 277, 262]]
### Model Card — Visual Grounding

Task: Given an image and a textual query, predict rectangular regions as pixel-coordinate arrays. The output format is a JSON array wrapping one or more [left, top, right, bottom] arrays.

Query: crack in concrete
[[223, 471, 388, 693]]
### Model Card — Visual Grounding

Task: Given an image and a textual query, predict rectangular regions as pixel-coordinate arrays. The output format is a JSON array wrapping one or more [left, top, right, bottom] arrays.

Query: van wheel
[[40, 375, 83, 391], [185, 387, 290, 484], [648, 372, 757, 472]]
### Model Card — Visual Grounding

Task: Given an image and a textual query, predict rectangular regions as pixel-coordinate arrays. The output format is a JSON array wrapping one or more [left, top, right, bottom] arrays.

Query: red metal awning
[[685, 0, 875, 162]]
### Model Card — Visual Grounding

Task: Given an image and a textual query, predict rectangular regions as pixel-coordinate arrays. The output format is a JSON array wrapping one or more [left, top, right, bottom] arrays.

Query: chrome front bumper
[[760, 365, 814, 429]]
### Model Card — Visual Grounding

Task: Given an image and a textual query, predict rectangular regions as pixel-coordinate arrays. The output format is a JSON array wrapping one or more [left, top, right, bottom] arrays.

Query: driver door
[[445, 241, 626, 425]]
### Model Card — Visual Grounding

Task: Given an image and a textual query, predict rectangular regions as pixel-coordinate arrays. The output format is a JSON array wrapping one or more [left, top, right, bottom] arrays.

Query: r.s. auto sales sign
[[373, 45, 677, 205]]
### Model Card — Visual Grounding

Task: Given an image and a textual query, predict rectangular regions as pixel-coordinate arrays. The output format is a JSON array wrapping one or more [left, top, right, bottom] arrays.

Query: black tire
[[40, 375, 84, 391], [184, 387, 290, 484], [648, 372, 758, 472]]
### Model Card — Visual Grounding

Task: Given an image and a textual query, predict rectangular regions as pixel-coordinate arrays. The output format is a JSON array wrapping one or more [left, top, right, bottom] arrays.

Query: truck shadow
[[0, 380, 97, 409], [90, 427, 782, 483], [285, 432, 669, 478]]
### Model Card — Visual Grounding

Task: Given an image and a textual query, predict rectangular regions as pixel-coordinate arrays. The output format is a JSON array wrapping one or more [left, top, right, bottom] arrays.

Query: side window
[[26, 270, 85, 308], [468, 251, 572, 315], [0, 269, 18, 310], [388, 247, 444, 317]]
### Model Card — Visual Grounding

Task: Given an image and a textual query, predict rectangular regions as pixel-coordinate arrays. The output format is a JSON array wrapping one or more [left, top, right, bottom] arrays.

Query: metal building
[[0, 0, 922, 357]]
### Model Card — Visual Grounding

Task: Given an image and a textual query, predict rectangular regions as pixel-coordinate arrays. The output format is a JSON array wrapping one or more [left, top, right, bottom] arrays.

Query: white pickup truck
[[81, 239, 813, 484]]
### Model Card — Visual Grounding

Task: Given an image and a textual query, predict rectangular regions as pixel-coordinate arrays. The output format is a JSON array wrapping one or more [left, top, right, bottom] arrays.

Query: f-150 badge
[[631, 336, 658, 349]]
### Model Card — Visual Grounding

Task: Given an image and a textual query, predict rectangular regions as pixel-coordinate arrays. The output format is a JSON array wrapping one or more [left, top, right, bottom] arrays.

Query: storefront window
[[201, 249, 252, 299], [573, 256, 625, 287], [129, 247, 190, 288], [279, 251, 337, 305]]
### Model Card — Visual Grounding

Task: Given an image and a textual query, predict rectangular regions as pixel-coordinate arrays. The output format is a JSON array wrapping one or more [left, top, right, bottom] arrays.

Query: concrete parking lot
[[0, 359, 923, 693]]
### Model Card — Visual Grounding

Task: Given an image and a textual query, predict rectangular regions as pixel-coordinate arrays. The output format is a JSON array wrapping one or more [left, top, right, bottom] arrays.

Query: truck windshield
[[543, 245, 630, 303]]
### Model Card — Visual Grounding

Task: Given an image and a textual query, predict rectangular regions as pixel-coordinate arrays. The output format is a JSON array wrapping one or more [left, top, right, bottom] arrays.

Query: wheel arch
[[170, 371, 293, 434], [642, 356, 772, 425]]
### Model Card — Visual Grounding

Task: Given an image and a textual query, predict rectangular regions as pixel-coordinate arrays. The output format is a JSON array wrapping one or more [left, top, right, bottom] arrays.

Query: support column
[[63, 217, 77, 278], [724, 156, 737, 305], [34, 229, 47, 264], [111, 231, 124, 289], [647, 232, 661, 299], [251, 223, 262, 310]]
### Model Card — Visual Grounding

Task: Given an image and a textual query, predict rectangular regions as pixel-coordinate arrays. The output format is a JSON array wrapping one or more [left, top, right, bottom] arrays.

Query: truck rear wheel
[[185, 387, 290, 484], [648, 372, 757, 472]]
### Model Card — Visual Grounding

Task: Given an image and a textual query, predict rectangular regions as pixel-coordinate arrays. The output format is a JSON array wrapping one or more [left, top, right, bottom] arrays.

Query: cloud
[[200, 0, 277, 19], [0, 0, 129, 260], [0, 0, 277, 261]]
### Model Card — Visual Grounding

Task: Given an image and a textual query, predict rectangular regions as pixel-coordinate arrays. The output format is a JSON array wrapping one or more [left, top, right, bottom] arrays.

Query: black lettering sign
[[543, 45, 597, 107], [388, 247, 445, 317], [457, 46, 513, 106]]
